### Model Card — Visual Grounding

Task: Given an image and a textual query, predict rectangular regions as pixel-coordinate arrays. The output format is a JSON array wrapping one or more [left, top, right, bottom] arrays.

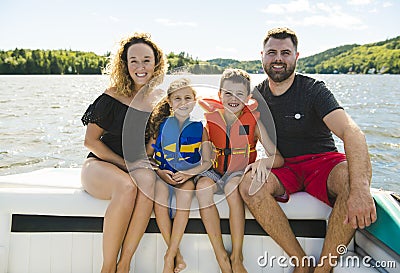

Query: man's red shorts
[[271, 152, 347, 207]]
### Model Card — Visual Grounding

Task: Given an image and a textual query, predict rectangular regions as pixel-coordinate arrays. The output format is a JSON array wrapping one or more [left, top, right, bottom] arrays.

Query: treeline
[[0, 49, 257, 75], [297, 36, 400, 74], [1, 35, 399, 74], [207, 59, 263, 74], [0, 48, 108, 74]]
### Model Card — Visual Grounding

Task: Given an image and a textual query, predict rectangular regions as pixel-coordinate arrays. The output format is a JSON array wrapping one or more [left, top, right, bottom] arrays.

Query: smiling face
[[126, 43, 156, 91], [168, 87, 196, 119], [219, 80, 249, 116], [261, 37, 299, 83]]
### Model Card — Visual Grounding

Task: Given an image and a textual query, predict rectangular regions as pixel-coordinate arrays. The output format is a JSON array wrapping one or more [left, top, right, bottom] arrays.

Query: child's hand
[[157, 169, 178, 185], [172, 171, 193, 184]]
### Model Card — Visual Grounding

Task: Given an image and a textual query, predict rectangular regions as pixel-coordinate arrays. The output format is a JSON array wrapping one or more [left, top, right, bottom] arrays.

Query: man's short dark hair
[[263, 27, 298, 51]]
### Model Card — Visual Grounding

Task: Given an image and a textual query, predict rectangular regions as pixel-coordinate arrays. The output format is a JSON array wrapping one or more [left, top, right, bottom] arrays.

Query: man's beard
[[264, 62, 296, 83]]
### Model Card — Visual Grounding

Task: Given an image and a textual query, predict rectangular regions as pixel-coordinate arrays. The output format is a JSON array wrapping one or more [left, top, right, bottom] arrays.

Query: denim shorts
[[195, 169, 244, 194]]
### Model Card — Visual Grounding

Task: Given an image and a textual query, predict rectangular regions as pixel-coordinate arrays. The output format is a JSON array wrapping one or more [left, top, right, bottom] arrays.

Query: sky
[[1, 0, 398, 61]]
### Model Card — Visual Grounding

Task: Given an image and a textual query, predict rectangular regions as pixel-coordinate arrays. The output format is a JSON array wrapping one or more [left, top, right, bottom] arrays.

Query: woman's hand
[[126, 159, 155, 172]]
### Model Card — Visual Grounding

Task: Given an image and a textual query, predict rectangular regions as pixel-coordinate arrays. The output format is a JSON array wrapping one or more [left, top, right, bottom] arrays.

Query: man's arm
[[323, 109, 377, 229]]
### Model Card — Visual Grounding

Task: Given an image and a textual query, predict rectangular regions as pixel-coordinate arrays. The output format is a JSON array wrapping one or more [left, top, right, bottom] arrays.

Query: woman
[[81, 32, 167, 273]]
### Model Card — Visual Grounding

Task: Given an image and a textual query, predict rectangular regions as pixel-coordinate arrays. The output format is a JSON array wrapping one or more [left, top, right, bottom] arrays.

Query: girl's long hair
[[146, 78, 195, 142]]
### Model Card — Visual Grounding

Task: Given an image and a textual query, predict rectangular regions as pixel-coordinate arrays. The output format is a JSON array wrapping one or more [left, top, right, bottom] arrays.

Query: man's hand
[[244, 158, 270, 196], [344, 189, 377, 229]]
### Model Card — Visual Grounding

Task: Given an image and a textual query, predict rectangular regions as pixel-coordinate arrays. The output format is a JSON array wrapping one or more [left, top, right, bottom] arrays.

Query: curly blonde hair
[[105, 32, 168, 97], [146, 78, 196, 141]]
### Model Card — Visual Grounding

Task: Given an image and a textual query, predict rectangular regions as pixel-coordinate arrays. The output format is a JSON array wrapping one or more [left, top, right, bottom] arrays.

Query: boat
[[0, 168, 399, 273]]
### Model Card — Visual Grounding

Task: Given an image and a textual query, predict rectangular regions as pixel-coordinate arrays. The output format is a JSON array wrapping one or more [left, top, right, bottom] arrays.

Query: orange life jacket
[[199, 98, 260, 175]]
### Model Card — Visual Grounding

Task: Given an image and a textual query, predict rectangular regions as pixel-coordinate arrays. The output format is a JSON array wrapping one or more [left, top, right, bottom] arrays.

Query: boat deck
[[0, 168, 398, 273]]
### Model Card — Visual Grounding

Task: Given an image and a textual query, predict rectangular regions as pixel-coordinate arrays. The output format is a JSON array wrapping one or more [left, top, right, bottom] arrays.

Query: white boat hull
[[0, 168, 398, 273]]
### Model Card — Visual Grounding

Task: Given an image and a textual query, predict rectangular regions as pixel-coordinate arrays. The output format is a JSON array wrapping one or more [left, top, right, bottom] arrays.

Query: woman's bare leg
[[116, 168, 156, 273], [81, 158, 137, 273]]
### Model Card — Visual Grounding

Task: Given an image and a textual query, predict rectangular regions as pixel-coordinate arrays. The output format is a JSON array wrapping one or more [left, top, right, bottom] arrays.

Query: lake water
[[0, 74, 399, 193]]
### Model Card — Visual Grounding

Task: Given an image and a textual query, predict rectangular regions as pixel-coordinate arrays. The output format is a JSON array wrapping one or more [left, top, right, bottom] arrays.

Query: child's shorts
[[270, 152, 347, 206], [195, 169, 244, 194]]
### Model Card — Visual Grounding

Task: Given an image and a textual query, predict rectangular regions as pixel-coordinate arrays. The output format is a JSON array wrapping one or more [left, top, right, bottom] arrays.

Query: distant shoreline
[[2, 35, 399, 75]]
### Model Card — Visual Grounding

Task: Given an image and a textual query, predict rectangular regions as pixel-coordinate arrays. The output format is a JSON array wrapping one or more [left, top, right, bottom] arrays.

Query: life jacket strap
[[214, 145, 256, 157]]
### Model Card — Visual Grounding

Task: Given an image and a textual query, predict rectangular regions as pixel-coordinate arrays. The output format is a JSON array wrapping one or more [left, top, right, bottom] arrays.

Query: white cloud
[[263, 1, 366, 30], [347, 0, 372, 5], [383, 2, 393, 8], [261, 0, 311, 15], [108, 16, 120, 22], [155, 18, 197, 27]]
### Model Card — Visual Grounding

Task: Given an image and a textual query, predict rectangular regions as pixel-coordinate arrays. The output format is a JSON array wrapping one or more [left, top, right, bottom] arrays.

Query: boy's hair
[[219, 69, 251, 95], [263, 27, 298, 51]]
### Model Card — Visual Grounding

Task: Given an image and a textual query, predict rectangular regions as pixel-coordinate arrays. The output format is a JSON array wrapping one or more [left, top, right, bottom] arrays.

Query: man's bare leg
[[239, 172, 311, 273], [314, 162, 355, 273]]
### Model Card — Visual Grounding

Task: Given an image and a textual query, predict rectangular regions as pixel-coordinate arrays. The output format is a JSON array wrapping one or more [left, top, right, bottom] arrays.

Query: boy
[[196, 69, 284, 273]]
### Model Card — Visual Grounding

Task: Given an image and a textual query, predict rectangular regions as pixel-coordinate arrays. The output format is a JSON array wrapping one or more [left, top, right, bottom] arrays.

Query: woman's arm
[[84, 123, 127, 170]]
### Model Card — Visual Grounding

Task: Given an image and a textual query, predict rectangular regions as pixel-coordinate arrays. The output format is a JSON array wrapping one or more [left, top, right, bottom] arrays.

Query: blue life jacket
[[153, 117, 203, 172]]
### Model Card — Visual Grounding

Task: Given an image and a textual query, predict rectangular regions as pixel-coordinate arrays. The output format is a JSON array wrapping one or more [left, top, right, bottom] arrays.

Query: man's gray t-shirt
[[253, 74, 343, 158]]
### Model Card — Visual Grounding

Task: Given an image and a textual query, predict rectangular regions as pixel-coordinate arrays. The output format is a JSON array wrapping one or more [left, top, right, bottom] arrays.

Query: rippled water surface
[[0, 74, 399, 192]]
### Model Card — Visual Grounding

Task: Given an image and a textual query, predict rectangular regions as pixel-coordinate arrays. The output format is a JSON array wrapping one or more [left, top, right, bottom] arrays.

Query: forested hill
[[1, 35, 399, 74], [297, 36, 400, 74]]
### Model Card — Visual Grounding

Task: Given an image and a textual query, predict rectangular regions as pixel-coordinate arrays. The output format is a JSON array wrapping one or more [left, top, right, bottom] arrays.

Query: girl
[[147, 78, 212, 273]]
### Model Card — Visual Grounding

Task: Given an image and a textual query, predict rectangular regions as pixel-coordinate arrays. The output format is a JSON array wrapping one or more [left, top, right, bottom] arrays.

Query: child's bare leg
[[167, 181, 194, 273], [174, 249, 186, 273], [154, 180, 175, 273], [225, 177, 247, 273], [196, 177, 232, 273]]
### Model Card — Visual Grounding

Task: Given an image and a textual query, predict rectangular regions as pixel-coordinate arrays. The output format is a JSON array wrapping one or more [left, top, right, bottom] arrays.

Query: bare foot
[[217, 254, 233, 273], [174, 251, 186, 272], [163, 253, 175, 273], [230, 256, 247, 273], [116, 260, 130, 273]]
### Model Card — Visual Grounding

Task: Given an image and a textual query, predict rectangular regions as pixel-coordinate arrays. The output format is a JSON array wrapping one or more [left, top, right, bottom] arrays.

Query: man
[[239, 27, 377, 273]]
